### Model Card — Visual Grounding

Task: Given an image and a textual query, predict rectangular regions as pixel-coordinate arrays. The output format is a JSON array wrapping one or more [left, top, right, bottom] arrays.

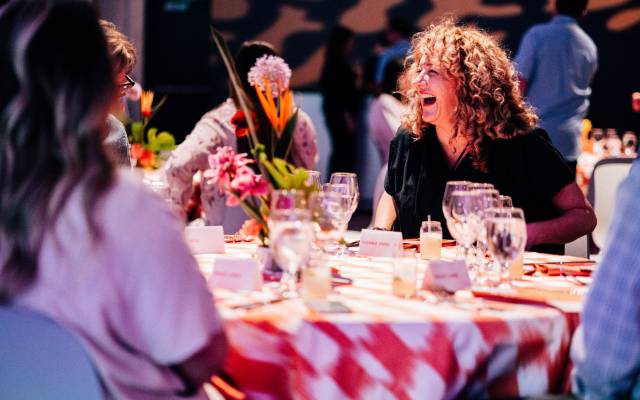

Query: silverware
[[230, 297, 286, 310], [525, 260, 596, 266]]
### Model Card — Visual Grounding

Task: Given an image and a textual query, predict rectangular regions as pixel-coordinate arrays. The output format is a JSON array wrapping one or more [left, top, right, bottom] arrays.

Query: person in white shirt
[[0, 1, 227, 398]]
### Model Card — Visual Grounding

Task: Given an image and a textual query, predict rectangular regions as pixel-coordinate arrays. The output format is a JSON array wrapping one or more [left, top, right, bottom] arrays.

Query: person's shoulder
[[101, 170, 165, 220], [390, 125, 414, 147]]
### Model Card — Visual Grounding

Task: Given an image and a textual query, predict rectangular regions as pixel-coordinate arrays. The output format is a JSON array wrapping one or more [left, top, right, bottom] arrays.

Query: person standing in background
[[320, 25, 362, 174], [374, 17, 412, 90], [515, 0, 598, 173]]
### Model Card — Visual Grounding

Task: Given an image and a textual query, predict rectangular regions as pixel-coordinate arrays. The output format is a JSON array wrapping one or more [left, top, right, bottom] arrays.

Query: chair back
[[0, 305, 103, 400], [588, 157, 634, 250]]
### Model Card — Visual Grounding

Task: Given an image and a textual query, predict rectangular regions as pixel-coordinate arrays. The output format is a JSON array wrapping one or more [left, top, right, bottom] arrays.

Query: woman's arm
[[373, 191, 397, 230], [526, 182, 597, 248], [171, 330, 228, 392]]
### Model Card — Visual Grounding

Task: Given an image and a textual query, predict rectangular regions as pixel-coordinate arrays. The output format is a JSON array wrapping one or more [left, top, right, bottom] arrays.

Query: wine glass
[[498, 195, 513, 208], [623, 131, 637, 156], [271, 189, 307, 212], [468, 182, 494, 191], [269, 211, 313, 298], [329, 173, 359, 219], [485, 207, 527, 288], [449, 190, 483, 268], [472, 189, 499, 282], [305, 170, 322, 189], [308, 191, 349, 254], [442, 181, 470, 257], [592, 128, 605, 156], [320, 183, 353, 255]]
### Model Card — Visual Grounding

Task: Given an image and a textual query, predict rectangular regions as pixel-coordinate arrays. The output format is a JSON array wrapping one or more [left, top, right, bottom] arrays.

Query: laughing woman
[[374, 19, 596, 254]]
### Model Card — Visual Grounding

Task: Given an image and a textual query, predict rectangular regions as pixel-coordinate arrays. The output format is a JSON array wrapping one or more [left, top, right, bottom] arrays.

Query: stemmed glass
[[623, 131, 637, 156], [269, 209, 313, 298], [329, 173, 359, 221], [305, 170, 322, 189], [442, 181, 470, 256], [308, 191, 349, 254], [472, 189, 500, 283], [498, 195, 513, 208], [449, 190, 483, 269], [485, 207, 527, 288], [271, 189, 307, 212]]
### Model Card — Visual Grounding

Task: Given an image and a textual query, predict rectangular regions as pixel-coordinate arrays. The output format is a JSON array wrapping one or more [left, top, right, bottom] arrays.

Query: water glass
[[450, 190, 482, 266], [329, 173, 360, 218], [308, 191, 349, 253], [485, 207, 527, 288], [301, 258, 331, 301], [392, 251, 417, 299], [270, 216, 314, 298], [420, 220, 442, 260]]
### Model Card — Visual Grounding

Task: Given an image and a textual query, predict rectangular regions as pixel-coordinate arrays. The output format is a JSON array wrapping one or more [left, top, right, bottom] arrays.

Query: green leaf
[[275, 108, 299, 160], [146, 127, 158, 152], [131, 121, 144, 144], [259, 153, 287, 188], [156, 131, 176, 151]]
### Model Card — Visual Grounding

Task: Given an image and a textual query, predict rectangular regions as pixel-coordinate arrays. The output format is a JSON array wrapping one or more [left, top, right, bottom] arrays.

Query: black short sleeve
[[523, 129, 574, 201], [384, 128, 407, 196]]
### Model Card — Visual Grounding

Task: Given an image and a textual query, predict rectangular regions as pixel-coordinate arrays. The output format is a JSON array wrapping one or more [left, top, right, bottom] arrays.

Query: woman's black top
[[384, 126, 574, 254]]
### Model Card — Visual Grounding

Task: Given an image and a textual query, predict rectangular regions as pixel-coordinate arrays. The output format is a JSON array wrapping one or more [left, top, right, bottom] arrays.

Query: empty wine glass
[[320, 183, 353, 255], [309, 191, 349, 254], [592, 128, 605, 156], [485, 207, 527, 288], [270, 211, 314, 298], [449, 190, 483, 268]]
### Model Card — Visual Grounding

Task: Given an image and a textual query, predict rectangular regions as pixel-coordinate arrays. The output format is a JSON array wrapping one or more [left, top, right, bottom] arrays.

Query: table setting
[[188, 177, 593, 399]]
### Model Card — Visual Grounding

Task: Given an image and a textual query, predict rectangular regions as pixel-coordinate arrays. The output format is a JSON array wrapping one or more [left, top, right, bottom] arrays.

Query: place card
[[185, 226, 225, 254], [358, 229, 403, 258], [209, 257, 262, 292], [422, 260, 471, 293]]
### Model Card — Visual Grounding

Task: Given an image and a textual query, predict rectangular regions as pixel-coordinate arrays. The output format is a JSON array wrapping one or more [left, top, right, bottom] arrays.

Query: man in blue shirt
[[374, 17, 412, 88], [515, 0, 598, 170], [571, 159, 640, 398]]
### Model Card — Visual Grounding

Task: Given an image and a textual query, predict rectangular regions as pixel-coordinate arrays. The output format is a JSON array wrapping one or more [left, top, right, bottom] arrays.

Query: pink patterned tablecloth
[[198, 244, 586, 399]]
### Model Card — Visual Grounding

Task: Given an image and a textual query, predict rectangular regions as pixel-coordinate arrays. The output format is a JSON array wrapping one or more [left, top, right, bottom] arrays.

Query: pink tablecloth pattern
[[199, 245, 583, 399]]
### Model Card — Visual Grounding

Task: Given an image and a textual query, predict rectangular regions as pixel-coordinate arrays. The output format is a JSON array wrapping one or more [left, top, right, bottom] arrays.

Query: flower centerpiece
[[125, 89, 177, 169], [206, 28, 317, 244]]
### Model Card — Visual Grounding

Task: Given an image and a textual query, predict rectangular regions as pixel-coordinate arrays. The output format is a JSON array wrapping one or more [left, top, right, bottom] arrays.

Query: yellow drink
[[420, 232, 442, 260]]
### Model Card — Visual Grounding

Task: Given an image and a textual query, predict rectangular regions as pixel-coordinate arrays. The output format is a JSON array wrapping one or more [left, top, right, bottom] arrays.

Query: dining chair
[[0, 305, 103, 400], [588, 157, 634, 255]]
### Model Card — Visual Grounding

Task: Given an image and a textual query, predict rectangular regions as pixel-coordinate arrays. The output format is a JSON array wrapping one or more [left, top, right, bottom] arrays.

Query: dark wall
[[147, 0, 640, 140]]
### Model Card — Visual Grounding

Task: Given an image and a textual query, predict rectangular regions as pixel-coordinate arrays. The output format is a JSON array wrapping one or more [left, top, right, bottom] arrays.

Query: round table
[[199, 243, 586, 400]]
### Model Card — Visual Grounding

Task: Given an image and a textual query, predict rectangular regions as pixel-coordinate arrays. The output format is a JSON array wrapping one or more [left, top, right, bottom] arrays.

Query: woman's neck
[[434, 125, 468, 169]]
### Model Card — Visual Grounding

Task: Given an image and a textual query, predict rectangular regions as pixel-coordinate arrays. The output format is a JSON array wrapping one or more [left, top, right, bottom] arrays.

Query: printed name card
[[422, 260, 471, 293], [358, 229, 403, 258], [185, 226, 225, 254], [209, 257, 262, 292]]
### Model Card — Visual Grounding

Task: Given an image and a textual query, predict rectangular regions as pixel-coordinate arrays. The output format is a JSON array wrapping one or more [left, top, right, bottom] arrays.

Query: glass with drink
[[420, 220, 442, 260], [392, 251, 417, 298]]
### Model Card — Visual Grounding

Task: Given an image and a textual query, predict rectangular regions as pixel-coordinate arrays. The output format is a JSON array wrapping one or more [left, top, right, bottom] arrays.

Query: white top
[[166, 98, 319, 226], [16, 170, 223, 400], [368, 93, 407, 162]]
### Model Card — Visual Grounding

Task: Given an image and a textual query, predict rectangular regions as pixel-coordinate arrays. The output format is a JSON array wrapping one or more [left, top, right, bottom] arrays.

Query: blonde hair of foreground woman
[[398, 18, 538, 172]]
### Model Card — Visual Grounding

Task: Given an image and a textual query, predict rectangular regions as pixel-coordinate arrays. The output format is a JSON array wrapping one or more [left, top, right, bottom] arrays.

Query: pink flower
[[247, 55, 291, 96], [230, 166, 269, 200], [205, 146, 268, 205]]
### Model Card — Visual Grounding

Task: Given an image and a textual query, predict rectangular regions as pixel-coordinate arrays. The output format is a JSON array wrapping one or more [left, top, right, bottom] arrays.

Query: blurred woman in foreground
[[0, 1, 226, 398]]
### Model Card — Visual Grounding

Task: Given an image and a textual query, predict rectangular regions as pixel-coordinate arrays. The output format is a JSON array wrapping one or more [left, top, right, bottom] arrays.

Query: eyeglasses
[[119, 74, 135, 90]]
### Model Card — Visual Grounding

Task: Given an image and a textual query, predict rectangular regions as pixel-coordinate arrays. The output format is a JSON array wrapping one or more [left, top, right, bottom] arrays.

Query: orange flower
[[130, 143, 155, 168], [230, 110, 259, 138], [239, 218, 263, 238], [140, 90, 154, 118]]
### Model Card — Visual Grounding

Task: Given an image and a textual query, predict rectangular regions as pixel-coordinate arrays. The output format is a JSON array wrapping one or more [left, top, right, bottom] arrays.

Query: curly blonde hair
[[100, 20, 137, 74], [398, 19, 537, 172]]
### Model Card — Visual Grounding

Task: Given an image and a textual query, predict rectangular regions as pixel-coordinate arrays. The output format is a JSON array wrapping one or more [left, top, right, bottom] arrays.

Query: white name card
[[185, 226, 225, 254], [422, 260, 471, 293], [209, 257, 262, 292], [359, 229, 403, 258]]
